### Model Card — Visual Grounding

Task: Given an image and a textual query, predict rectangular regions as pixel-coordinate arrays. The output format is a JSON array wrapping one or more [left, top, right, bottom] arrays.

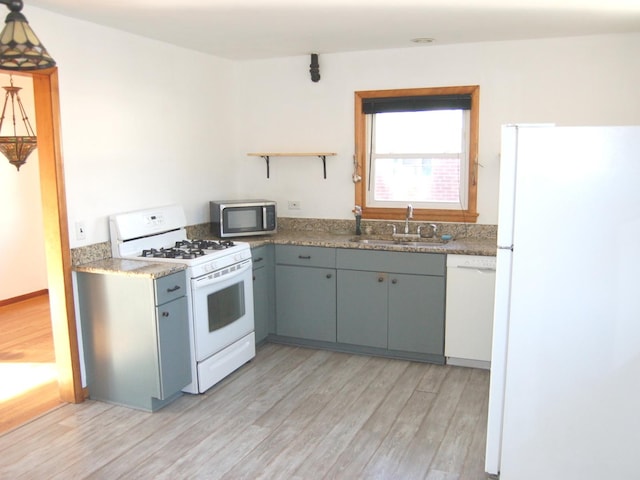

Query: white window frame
[[366, 109, 471, 211]]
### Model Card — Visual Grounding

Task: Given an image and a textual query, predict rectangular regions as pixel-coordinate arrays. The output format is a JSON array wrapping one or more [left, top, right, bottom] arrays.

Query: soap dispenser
[[353, 205, 362, 235]]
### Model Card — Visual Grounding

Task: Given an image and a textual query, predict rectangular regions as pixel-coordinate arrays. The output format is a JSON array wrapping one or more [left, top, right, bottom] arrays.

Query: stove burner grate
[[139, 239, 236, 260], [141, 247, 206, 259], [175, 239, 235, 250]]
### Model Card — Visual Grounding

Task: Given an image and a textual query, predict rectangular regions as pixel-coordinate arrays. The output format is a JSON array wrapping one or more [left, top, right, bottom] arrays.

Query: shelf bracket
[[248, 152, 335, 179], [318, 155, 327, 179], [260, 155, 271, 178]]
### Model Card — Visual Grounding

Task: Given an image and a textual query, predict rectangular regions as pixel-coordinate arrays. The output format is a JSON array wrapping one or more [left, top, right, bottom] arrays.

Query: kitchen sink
[[349, 237, 445, 247]]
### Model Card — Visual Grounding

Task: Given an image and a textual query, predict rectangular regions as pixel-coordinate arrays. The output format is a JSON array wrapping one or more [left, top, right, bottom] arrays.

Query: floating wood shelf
[[248, 152, 336, 179]]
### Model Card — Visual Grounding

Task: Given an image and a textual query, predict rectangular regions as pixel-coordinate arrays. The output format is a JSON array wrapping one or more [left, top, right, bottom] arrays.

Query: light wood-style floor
[[0, 293, 62, 435], [0, 342, 491, 479]]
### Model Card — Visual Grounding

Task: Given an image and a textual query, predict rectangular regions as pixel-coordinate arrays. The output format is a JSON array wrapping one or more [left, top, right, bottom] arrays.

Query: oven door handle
[[191, 259, 252, 290]]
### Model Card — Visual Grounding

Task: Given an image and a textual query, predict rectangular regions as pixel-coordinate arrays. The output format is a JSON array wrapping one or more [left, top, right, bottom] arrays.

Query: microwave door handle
[[262, 206, 268, 229]]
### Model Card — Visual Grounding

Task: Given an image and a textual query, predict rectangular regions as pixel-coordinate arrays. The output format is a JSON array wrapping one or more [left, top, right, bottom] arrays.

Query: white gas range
[[109, 204, 255, 394]]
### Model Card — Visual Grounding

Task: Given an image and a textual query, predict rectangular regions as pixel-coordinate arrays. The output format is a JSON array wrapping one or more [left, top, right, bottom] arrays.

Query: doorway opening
[[0, 67, 83, 432]]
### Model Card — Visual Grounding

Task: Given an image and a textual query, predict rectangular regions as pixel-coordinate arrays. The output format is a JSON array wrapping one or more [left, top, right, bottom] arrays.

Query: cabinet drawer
[[155, 271, 187, 305], [251, 245, 272, 270], [275, 245, 336, 268], [337, 249, 445, 276]]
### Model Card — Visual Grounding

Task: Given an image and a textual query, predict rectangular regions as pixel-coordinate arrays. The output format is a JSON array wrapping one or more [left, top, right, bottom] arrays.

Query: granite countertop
[[74, 258, 187, 279], [72, 219, 496, 275], [242, 231, 497, 256]]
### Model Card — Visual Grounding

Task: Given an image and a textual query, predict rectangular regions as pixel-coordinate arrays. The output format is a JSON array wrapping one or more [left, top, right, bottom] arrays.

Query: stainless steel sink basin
[[395, 240, 445, 247], [349, 238, 445, 247], [349, 238, 395, 245]]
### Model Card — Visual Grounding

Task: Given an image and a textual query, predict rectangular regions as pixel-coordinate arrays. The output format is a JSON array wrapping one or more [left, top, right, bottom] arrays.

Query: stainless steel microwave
[[210, 200, 277, 238]]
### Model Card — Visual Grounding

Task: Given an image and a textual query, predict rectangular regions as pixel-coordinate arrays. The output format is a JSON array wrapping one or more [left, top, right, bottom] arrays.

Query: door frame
[[30, 67, 84, 403]]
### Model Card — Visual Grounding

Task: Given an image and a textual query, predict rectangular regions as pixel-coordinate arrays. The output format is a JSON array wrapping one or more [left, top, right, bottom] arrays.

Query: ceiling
[[26, 0, 640, 60]]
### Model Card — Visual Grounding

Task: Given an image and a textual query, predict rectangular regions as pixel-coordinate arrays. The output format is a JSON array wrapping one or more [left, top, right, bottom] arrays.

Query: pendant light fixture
[[0, 75, 37, 170], [0, 0, 56, 71]]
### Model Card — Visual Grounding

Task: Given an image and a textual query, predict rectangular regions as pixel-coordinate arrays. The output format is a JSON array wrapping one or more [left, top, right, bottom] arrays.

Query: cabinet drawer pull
[[392, 279, 398, 284], [378, 276, 384, 283], [326, 273, 333, 279], [167, 285, 181, 292], [254, 257, 264, 263], [298, 255, 311, 259], [253, 275, 256, 281], [161, 311, 170, 317]]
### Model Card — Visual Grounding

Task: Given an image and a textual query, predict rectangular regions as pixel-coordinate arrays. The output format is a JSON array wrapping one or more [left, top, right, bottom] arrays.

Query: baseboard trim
[[0, 289, 49, 307], [446, 356, 491, 370]]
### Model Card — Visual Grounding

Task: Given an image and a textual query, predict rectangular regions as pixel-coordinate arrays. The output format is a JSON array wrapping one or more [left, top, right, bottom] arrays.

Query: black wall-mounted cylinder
[[310, 53, 320, 82]]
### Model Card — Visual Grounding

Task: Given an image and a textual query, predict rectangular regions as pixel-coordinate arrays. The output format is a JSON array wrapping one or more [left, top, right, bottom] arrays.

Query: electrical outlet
[[288, 200, 301, 210], [75, 221, 86, 241]]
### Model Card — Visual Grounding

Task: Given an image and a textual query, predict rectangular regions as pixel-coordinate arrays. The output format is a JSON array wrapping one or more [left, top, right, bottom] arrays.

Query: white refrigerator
[[485, 125, 640, 479]]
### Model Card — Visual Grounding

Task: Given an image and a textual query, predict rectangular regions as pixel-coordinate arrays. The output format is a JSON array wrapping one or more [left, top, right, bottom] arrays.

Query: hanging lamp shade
[[0, 133, 36, 169], [0, 0, 55, 71], [0, 78, 38, 170]]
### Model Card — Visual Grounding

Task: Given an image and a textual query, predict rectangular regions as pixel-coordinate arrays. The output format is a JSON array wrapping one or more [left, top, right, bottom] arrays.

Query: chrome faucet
[[404, 204, 413, 234], [418, 223, 438, 238]]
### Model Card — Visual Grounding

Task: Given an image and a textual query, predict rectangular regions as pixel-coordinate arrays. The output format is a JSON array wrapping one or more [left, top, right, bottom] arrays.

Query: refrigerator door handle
[[497, 245, 514, 251]]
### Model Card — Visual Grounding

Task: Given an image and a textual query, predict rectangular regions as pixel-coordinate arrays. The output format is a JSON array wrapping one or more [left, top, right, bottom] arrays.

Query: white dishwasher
[[445, 254, 496, 369]]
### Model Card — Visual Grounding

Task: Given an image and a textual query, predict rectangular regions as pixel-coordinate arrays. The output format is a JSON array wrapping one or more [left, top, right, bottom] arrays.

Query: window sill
[[361, 207, 478, 223]]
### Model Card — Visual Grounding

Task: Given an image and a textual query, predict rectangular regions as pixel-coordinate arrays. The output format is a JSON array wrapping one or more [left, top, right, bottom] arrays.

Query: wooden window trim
[[354, 85, 480, 223]]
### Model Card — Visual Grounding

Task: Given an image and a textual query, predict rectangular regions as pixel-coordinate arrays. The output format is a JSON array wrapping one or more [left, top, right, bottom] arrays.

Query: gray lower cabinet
[[271, 244, 445, 363], [275, 245, 336, 342], [77, 270, 191, 411], [252, 245, 274, 344], [336, 249, 445, 359], [336, 269, 387, 348], [387, 273, 445, 354]]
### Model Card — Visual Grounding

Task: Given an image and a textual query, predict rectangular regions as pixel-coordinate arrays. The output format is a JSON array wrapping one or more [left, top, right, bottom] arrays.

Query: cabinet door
[[253, 264, 270, 344], [275, 264, 336, 342], [156, 296, 191, 399], [388, 274, 445, 355], [337, 269, 388, 348]]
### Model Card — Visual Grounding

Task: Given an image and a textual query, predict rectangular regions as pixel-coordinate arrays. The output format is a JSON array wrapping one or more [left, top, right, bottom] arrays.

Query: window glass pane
[[373, 157, 461, 203], [374, 110, 463, 154]]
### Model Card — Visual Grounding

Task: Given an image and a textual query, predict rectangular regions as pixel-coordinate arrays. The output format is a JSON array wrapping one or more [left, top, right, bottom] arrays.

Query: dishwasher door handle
[[455, 265, 496, 273]]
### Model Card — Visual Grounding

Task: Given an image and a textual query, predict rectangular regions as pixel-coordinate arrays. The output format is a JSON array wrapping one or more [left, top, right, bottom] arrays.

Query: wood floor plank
[[3, 404, 151, 478], [253, 355, 386, 480], [5, 343, 296, 479], [0, 293, 61, 436], [321, 361, 427, 479], [360, 390, 436, 479], [90, 344, 313, 479], [425, 469, 461, 480], [430, 368, 490, 475], [290, 356, 409, 480], [119, 348, 331, 478], [0, 345, 492, 479], [417, 362, 449, 393], [391, 366, 472, 480], [459, 369, 492, 480], [216, 352, 371, 479], [154, 350, 350, 479]]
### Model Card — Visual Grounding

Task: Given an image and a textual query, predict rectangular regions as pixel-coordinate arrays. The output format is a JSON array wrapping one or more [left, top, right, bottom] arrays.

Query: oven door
[[190, 258, 254, 362]]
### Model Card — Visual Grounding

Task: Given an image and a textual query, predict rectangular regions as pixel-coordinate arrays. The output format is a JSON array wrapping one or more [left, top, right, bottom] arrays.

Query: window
[[355, 86, 479, 223]]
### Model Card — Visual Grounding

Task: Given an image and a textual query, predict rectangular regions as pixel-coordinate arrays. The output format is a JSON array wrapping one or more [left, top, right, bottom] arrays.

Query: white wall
[[22, 7, 640, 252], [27, 7, 242, 249], [235, 33, 640, 224], [0, 74, 48, 300]]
